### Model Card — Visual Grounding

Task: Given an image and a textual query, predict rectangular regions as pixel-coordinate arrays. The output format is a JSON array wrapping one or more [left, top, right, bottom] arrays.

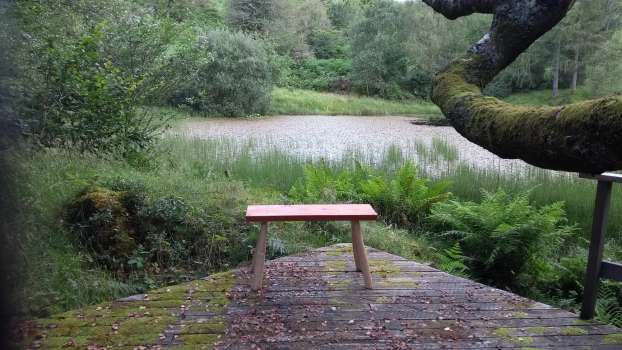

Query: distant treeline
[[3, 0, 622, 152]]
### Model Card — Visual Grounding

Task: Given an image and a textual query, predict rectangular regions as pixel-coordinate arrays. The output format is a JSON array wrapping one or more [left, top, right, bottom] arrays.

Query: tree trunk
[[423, 0, 622, 173], [571, 46, 579, 93], [552, 34, 561, 98]]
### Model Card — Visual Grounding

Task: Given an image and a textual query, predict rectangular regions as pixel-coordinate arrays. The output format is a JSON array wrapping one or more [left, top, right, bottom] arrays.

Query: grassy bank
[[269, 88, 440, 116], [504, 88, 594, 106]]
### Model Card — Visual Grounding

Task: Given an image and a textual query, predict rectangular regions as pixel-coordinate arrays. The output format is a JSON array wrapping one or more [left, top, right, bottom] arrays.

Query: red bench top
[[246, 204, 378, 222]]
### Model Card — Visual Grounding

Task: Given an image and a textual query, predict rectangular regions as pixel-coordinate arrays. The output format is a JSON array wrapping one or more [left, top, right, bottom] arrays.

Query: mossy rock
[[65, 187, 138, 269]]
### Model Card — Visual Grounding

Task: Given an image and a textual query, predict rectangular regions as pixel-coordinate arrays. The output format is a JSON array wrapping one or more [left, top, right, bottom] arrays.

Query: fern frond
[[437, 242, 470, 278], [596, 284, 622, 328]]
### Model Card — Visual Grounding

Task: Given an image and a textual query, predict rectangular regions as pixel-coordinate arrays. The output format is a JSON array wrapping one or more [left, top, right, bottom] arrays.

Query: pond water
[[176, 115, 530, 173]]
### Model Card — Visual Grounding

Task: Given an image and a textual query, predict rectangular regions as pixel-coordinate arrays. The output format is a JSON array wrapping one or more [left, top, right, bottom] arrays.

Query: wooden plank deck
[[19, 244, 622, 349]]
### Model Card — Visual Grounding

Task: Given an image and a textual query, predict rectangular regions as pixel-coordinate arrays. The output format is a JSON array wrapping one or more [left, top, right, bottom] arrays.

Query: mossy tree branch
[[423, 0, 622, 173]]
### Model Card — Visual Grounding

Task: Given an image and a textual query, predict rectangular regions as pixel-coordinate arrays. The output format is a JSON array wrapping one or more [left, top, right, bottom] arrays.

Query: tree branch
[[424, 0, 622, 173], [422, 0, 496, 20]]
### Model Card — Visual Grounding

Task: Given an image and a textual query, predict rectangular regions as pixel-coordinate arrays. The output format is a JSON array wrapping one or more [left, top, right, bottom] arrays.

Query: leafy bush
[[166, 29, 274, 116], [289, 161, 450, 228], [227, 0, 277, 33], [286, 58, 352, 92], [428, 190, 578, 290], [64, 178, 252, 275], [308, 29, 348, 59], [327, 0, 360, 29], [403, 67, 433, 99], [21, 26, 166, 156], [289, 162, 365, 203], [100, 7, 175, 81]]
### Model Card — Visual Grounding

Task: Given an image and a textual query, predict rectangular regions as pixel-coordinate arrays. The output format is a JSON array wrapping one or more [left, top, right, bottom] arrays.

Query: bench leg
[[252, 222, 269, 291], [351, 232, 362, 272], [351, 220, 372, 289]]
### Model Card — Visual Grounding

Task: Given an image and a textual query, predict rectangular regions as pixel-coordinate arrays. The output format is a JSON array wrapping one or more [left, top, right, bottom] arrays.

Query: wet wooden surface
[[217, 245, 622, 349], [22, 244, 622, 349], [245, 204, 378, 222]]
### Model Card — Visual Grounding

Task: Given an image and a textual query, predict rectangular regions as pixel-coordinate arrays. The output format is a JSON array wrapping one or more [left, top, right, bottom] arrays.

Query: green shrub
[[428, 190, 578, 290], [308, 29, 348, 59], [64, 178, 252, 274], [227, 0, 277, 33], [327, 0, 360, 30], [21, 25, 166, 156], [289, 161, 450, 228], [596, 283, 622, 327], [166, 29, 274, 117], [285, 58, 351, 92], [436, 242, 470, 278], [100, 8, 175, 82], [544, 255, 586, 307], [289, 161, 366, 203]]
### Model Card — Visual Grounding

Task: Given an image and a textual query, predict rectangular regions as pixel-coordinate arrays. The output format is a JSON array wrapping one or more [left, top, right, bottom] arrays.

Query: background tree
[[350, 0, 413, 99], [227, 0, 278, 33]]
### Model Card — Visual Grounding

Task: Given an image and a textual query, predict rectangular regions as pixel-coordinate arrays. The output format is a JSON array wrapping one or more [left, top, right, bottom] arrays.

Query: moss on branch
[[426, 1, 622, 173]]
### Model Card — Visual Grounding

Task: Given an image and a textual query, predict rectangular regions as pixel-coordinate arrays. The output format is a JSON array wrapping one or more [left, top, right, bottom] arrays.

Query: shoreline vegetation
[[269, 88, 441, 116], [150, 88, 602, 124], [12, 131, 622, 327]]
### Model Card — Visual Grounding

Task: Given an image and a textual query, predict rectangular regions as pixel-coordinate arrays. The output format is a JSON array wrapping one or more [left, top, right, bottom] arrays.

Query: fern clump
[[428, 190, 578, 291], [596, 283, 622, 328], [289, 161, 451, 228], [436, 242, 469, 277]]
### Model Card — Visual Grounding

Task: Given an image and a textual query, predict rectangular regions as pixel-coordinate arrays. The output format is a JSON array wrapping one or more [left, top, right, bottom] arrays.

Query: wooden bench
[[245, 204, 378, 291]]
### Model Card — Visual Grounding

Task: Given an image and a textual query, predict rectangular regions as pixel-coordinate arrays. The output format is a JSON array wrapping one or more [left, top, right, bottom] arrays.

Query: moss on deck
[[16, 272, 236, 349], [12, 244, 622, 349]]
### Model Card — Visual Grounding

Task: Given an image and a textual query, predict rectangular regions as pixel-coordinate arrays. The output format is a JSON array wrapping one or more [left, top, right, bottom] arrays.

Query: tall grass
[[504, 88, 594, 106], [10, 151, 143, 316], [163, 135, 622, 237], [270, 88, 440, 116]]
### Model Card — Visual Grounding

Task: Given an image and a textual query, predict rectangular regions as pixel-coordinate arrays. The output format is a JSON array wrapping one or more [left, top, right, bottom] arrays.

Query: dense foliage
[[65, 178, 250, 273], [20, 26, 165, 155], [290, 162, 451, 228], [350, 1, 413, 99], [285, 58, 351, 92], [166, 30, 274, 116], [429, 190, 577, 291]]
